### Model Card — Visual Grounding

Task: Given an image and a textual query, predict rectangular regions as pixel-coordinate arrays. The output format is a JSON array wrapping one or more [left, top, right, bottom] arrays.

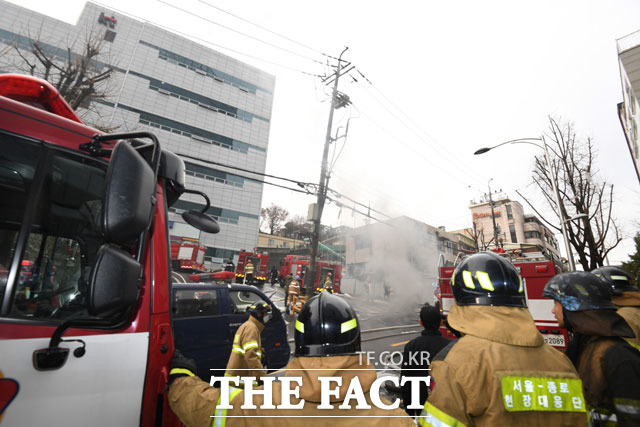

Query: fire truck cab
[[235, 250, 269, 286], [437, 251, 568, 350], [0, 75, 219, 425], [278, 255, 342, 293]]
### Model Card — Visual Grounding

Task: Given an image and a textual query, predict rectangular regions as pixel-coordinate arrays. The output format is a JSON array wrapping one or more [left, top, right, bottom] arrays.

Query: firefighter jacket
[[169, 354, 415, 427], [419, 302, 588, 427], [324, 278, 334, 291], [288, 279, 300, 297], [564, 309, 640, 426], [245, 262, 255, 275], [612, 291, 640, 351], [225, 315, 266, 380]]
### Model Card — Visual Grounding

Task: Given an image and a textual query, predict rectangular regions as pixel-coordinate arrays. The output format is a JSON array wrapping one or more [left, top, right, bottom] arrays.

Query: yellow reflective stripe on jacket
[[169, 368, 195, 377], [295, 320, 304, 333], [232, 346, 245, 354], [419, 402, 467, 427], [212, 387, 243, 427], [256, 351, 262, 357], [243, 341, 259, 351], [624, 338, 640, 352]]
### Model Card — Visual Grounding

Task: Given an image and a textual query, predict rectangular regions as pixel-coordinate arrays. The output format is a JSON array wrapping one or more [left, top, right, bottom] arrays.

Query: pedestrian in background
[[401, 304, 451, 417], [543, 271, 640, 426]]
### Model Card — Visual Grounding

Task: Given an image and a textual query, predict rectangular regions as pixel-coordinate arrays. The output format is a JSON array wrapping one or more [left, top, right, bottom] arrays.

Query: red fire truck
[[0, 74, 221, 425], [437, 251, 568, 350], [278, 255, 342, 293], [170, 240, 207, 272], [235, 250, 269, 286]]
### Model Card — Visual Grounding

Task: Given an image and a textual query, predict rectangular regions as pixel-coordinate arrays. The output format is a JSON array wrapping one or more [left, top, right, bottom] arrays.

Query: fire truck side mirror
[[88, 245, 142, 317], [182, 209, 220, 234], [103, 141, 156, 246]]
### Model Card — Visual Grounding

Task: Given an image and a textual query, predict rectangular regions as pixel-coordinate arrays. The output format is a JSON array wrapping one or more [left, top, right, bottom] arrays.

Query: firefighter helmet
[[294, 292, 360, 356], [247, 302, 271, 316], [543, 271, 616, 311], [451, 251, 526, 307], [591, 266, 637, 296]]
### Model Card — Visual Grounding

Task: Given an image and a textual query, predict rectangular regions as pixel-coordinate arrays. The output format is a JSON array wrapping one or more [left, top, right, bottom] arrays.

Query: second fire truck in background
[[437, 252, 568, 350]]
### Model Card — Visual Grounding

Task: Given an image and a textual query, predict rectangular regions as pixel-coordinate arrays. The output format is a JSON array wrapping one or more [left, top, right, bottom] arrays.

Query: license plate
[[543, 334, 565, 347]]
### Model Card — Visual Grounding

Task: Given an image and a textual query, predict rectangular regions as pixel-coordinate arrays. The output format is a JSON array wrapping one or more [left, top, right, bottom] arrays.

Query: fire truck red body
[[170, 240, 206, 272], [235, 250, 269, 285], [0, 75, 189, 425], [438, 253, 568, 350], [279, 255, 342, 293]]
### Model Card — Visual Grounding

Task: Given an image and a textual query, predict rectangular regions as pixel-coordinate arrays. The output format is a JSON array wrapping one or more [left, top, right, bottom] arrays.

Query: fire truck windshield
[[0, 132, 109, 321]]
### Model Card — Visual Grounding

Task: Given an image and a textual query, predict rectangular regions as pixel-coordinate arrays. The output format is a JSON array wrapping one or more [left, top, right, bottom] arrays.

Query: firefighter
[[286, 275, 301, 315], [543, 271, 640, 426], [244, 260, 255, 285], [224, 258, 235, 272], [168, 292, 415, 426], [224, 302, 270, 381], [592, 265, 640, 351], [420, 252, 588, 427], [324, 272, 334, 293]]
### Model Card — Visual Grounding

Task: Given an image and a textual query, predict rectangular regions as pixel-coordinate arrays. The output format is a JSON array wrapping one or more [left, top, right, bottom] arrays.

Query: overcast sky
[[11, 0, 640, 265]]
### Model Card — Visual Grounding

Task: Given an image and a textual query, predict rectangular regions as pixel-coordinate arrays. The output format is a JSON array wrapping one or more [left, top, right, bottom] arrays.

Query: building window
[[525, 231, 542, 239], [104, 30, 116, 43], [506, 204, 513, 220], [354, 235, 371, 250], [509, 224, 517, 243]]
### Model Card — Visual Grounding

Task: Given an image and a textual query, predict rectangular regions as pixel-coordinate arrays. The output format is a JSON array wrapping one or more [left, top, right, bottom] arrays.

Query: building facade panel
[[0, 0, 275, 268]]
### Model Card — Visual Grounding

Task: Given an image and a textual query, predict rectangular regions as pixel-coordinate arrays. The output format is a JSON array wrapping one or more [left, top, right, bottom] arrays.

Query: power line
[[93, 1, 321, 77], [197, 0, 337, 60], [158, 0, 325, 66], [352, 69, 491, 185], [177, 152, 315, 189]]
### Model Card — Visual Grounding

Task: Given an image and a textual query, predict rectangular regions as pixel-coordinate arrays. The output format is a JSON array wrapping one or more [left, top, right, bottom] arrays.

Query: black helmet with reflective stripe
[[451, 251, 526, 307], [294, 292, 360, 356], [543, 271, 616, 311], [591, 266, 637, 296], [247, 302, 271, 316]]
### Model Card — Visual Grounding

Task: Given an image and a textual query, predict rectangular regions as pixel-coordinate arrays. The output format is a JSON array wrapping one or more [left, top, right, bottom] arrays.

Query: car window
[[229, 290, 267, 315], [174, 289, 219, 318]]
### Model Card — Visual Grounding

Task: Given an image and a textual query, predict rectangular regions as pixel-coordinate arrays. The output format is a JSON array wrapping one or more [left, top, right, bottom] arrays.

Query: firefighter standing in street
[[224, 302, 270, 381], [169, 292, 414, 426], [592, 265, 640, 351], [324, 273, 334, 293], [244, 260, 255, 285], [286, 274, 301, 315], [543, 271, 640, 426], [420, 252, 588, 427], [224, 258, 235, 272]]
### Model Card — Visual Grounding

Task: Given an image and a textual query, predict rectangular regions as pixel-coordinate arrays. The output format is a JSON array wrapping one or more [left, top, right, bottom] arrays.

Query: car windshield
[[0, 131, 107, 321]]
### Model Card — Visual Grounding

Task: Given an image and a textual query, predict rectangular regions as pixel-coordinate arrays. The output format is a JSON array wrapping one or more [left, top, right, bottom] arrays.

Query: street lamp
[[474, 137, 576, 270]]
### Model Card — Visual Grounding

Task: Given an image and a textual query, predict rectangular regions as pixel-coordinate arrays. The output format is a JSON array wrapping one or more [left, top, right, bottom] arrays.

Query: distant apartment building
[[0, 0, 275, 268], [617, 29, 640, 183], [469, 197, 560, 260]]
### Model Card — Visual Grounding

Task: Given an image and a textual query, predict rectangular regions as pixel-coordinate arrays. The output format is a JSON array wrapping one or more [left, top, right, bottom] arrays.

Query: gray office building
[[0, 1, 275, 267]]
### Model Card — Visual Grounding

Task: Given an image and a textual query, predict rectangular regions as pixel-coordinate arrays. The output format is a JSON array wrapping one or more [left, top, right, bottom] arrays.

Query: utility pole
[[487, 178, 500, 248], [306, 47, 351, 296]]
